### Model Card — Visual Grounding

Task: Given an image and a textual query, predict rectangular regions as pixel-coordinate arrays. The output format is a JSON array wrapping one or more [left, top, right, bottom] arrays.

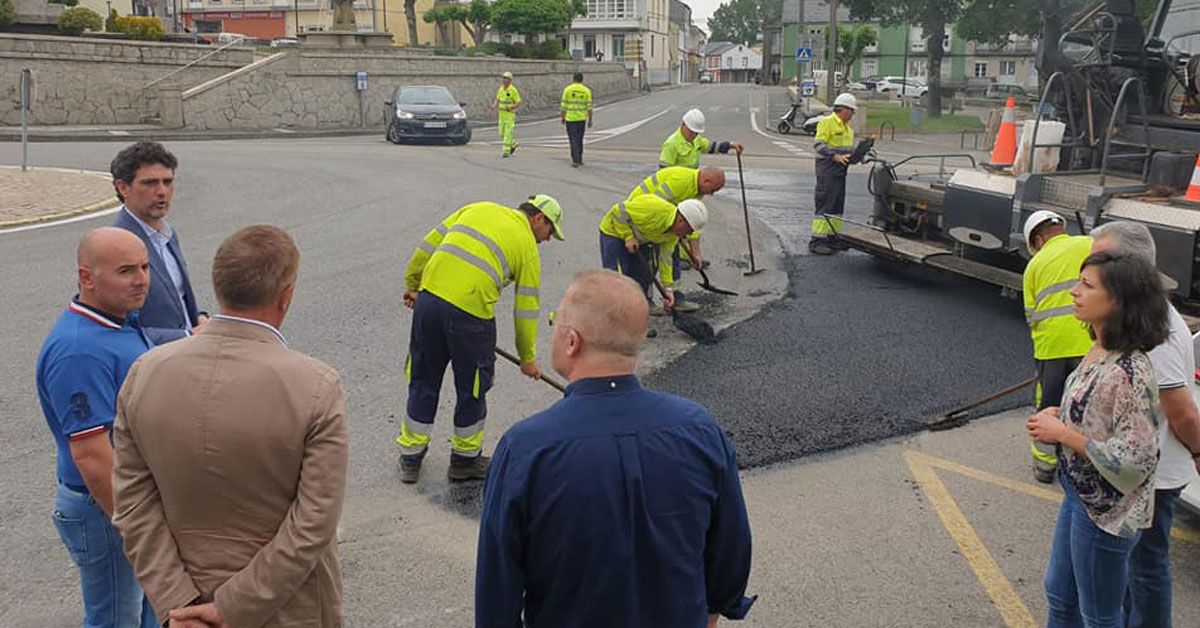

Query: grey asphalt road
[[2, 84, 1196, 627]]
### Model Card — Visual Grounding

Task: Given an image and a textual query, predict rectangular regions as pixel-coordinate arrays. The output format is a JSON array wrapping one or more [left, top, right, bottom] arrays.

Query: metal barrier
[[878, 121, 895, 142], [959, 129, 983, 150], [140, 37, 247, 92]]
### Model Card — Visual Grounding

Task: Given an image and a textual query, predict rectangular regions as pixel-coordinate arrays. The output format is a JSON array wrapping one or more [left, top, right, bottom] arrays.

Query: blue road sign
[[796, 48, 812, 62]]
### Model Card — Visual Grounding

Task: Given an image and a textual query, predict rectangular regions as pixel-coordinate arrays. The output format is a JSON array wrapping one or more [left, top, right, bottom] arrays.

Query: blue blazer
[[113, 209, 204, 345]]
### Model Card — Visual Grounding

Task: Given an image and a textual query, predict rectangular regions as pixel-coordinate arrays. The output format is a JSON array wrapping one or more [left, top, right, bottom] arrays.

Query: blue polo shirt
[[36, 300, 153, 492], [476, 375, 755, 628]]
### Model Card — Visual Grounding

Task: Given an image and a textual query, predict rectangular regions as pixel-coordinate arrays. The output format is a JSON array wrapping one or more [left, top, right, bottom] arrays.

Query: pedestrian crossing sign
[[796, 48, 812, 62]]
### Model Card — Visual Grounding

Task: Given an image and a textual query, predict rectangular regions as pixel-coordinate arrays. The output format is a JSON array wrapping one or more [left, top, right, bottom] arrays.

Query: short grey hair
[[1091, 221, 1157, 264]]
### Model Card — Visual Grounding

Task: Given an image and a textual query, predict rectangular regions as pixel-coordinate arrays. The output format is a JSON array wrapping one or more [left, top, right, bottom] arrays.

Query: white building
[[715, 43, 761, 83], [568, 0, 673, 85]]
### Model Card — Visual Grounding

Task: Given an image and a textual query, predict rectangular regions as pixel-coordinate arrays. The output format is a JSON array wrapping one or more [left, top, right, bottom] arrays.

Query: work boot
[[808, 238, 836, 255], [510, 142, 519, 155], [448, 453, 491, 482], [399, 451, 426, 484], [1033, 465, 1056, 485], [502, 152, 510, 158]]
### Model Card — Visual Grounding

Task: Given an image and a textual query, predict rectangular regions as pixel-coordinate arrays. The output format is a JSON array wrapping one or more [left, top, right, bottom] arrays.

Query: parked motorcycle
[[777, 104, 829, 136]]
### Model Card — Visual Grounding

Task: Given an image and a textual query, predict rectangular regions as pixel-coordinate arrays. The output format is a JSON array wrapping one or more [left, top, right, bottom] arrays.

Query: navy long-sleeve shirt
[[475, 374, 755, 628]]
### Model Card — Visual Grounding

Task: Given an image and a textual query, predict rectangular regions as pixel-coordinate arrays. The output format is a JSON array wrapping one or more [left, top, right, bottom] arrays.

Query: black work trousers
[[566, 120, 586, 165]]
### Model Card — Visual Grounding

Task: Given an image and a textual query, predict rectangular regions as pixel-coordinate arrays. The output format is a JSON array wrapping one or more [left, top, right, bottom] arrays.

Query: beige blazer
[[112, 317, 348, 628]]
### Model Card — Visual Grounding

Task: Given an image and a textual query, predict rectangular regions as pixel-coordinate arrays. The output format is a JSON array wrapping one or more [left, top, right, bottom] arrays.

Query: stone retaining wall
[[0, 33, 255, 126], [179, 51, 638, 131]]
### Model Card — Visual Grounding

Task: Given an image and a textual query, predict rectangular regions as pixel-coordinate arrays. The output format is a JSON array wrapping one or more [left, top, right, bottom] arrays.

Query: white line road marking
[[0, 205, 123, 235], [749, 106, 810, 158], [491, 107, 673, 148]]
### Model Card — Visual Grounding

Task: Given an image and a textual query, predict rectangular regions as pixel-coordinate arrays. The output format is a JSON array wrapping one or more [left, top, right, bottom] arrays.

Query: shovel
[[680, 245, 738, 296], [736, 152, 764, 276], [494, 346, 567, 394], [635, 251, 717, 344]]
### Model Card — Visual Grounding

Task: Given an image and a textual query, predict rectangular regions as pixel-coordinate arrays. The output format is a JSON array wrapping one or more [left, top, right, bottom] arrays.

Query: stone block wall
[[0, 34, 255, 126], [180, 51, 638, 131]]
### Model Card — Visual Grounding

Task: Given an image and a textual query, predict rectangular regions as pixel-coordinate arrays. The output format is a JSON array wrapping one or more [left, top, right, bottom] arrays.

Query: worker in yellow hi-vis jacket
[[492, 71, 522, 158], [397, 195, 564, 484]]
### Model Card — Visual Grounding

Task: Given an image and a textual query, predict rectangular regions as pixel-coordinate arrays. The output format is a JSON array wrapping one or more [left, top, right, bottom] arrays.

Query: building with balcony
[[179, 0, 445, 43], [567, 0, 672, 84]]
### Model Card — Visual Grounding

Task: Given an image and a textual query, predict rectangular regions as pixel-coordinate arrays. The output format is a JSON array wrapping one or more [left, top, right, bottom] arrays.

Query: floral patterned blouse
[[1060, 350, 1160, 538]]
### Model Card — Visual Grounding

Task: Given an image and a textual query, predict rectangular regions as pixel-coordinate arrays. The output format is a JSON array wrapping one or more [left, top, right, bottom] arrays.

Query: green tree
[[59, 6, 104, 34], [405, 0, 422, 45], [424, 0, 493, 46], [836, 24, 877, 79], [707, 0, 781, 45], [491, 0, 579, 40], [843, 0, 962, 116], [0, 0, 15, 29], [0, 0, 14, 29], [105, 7, 119, 32]]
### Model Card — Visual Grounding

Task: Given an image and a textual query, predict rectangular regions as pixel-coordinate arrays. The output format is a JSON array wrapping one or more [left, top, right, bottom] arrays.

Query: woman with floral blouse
[[1027, 251, 1169, 628]]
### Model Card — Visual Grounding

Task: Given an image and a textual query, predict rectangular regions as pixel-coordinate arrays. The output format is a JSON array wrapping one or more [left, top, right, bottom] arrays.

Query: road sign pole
[[20, 69, 31, 172]]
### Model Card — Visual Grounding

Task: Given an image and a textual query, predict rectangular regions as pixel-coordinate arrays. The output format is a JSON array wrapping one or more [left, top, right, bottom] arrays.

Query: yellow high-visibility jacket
[[659, 129, 712, 168], [496, 85, 521, 120], [405, 202, 542, 363], [560, 83, 592, 122], [627, 166, 701, 243], [1023, 233, 1094, 360], [599, 194, 682, 287]]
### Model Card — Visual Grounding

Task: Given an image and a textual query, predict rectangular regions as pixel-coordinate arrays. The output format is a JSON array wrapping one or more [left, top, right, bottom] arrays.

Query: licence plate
[[425, 122, 447, 129]]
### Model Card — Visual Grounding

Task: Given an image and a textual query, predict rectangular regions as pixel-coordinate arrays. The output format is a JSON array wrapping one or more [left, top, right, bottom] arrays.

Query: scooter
[[777, 103, 829, 136]]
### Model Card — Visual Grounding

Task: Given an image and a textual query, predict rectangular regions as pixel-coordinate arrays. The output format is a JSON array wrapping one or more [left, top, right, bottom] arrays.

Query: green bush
[[113, 15, 165, 41], [507, 41, 529, 58], [105, 8, 118, 32], [0, 0, 17, 29], [532, 39, 567, 60], [58, 6, 104, 35], [474, 41, 509, 56]]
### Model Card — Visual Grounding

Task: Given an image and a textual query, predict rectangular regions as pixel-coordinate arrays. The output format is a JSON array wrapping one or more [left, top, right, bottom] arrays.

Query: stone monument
[[300, 0, 395, 49]]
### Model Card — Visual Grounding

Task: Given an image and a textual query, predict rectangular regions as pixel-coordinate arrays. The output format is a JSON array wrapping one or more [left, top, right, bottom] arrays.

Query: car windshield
[[397, 87, 456, 106]]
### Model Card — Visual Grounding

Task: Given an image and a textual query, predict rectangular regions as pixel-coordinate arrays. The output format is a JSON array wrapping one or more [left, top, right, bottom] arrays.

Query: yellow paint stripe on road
[[907, 450, 1199, 545], [904, 450, 1038, 628]]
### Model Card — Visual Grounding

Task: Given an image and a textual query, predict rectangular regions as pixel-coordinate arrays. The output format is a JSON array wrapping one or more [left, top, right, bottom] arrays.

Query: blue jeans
[[1045, 475, 1139, 628], [599, 232, 654, 298], [1125, 487, 1182, 628], [52, 484, 157, 628]]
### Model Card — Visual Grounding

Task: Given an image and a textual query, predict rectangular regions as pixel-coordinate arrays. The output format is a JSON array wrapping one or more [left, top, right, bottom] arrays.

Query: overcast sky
[[688, 0, 721, 33]]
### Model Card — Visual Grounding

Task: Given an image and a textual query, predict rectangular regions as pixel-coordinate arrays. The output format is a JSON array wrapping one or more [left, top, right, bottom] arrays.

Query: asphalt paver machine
[[833, 0, 1200, 307]]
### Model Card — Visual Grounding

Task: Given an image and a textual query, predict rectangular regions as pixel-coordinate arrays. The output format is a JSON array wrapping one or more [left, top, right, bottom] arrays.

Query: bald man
[[476, 269, 756, 628], [36, 227, 158, 627]]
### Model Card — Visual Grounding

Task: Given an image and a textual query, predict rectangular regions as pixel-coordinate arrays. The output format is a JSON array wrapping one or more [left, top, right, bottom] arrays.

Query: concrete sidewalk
[[740, 408, 1200, 626], [0, 167, 118, 229]]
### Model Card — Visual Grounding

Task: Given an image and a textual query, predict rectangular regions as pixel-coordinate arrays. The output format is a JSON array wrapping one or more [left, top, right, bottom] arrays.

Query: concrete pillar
[[159, 87, 184, 128]]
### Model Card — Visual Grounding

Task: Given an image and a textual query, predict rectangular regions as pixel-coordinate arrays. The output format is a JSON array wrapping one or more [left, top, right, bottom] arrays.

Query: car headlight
[[453, 110, 466, 120], [396, 109, 414, 119]]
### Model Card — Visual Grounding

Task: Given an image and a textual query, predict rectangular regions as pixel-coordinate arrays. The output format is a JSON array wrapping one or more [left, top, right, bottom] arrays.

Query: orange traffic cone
[[990, 96, 1018, 166], [1185, 153, 1200, 203]]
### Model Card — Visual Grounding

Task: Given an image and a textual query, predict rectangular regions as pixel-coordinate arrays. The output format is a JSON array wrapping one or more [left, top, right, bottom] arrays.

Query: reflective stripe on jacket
[[1022, 233, 1094, 360], [405, 202, 542, 362], [598, 195, 682, 287], [560, 83, 592, 122]]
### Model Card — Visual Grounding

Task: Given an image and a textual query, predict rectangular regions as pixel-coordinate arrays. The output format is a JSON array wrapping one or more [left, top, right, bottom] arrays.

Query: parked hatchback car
[[385, 85, 471, 145], [876, 76, 928, 97]]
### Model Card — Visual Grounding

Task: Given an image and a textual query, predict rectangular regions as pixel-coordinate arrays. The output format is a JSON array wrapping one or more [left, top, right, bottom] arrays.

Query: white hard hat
[[833, 93, 858, 110], [1023, 210, 1065, 251], [682, 108, 706, 133], [677, 199, 708, 232]]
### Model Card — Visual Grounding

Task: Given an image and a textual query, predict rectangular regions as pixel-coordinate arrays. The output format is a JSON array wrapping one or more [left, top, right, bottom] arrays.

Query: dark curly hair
[[1080, 251, 1169, 353], [109, 141, 177, 203]]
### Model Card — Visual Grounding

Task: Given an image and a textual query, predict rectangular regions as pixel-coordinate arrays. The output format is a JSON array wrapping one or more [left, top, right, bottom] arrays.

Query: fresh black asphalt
[[647, 251, 1033, 469]]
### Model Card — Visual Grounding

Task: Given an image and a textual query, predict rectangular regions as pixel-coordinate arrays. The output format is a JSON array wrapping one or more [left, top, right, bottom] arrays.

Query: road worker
[[397, 195, 564, 483]]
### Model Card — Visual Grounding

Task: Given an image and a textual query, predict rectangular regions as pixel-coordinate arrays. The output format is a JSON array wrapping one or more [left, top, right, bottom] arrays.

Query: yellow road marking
[[904, 450, 1038, 628], [907, 450, 1199, 545]]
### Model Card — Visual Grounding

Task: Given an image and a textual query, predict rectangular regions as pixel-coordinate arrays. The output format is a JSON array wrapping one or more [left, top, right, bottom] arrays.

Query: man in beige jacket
[[112, 225, 348, 628]]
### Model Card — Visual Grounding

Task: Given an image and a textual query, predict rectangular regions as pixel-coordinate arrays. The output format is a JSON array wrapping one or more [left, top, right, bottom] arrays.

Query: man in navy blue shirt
[[36, 227, 157, 628], [476, 269, 754, 628]]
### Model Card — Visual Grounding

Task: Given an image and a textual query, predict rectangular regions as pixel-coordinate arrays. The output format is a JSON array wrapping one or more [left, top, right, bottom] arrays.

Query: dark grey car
[[385, 85, 472, 145]]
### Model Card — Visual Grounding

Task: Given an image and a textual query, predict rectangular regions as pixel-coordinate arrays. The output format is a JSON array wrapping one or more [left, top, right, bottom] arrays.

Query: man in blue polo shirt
[[476, 269, 755, 628], [36, 227, 157, 628]]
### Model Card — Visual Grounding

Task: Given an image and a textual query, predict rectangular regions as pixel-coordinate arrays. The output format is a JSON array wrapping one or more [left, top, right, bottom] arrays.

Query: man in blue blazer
[[110, 142, 207, 344]]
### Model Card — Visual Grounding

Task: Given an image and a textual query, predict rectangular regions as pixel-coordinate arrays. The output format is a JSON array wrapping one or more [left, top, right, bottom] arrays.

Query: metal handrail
[[141, 37, 247, 91], [1099, 76, 1152, 186], [1030, 71, 1081, 170]]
